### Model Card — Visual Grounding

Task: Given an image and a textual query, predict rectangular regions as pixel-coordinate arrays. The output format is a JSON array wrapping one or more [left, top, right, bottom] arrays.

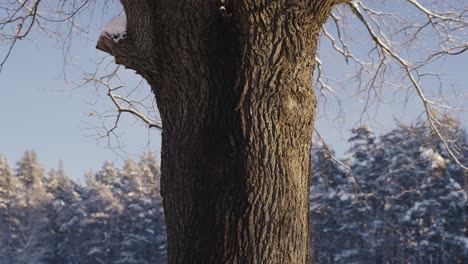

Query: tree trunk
[[97, 1, 335, 263]]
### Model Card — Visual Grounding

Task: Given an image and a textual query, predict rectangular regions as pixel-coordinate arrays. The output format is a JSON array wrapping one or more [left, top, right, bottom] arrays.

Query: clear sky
[[0, 4, 466, 182], [0, 36, 161, 183]]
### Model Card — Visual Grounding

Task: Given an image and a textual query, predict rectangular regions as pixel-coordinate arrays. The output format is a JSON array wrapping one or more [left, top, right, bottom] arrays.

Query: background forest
[[0, 119, 466, 264]]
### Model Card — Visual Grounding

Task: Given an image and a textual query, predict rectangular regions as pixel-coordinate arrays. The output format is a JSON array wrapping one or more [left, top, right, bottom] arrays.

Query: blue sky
[[0, 37, 161, 183], [0, 5, 466, 182]]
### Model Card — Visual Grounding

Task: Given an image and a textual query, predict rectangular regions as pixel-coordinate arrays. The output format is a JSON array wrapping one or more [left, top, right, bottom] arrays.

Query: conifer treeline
[[0, 152, 166, 264], [310, 119, 467, 263], [0, 119, 466, 263]]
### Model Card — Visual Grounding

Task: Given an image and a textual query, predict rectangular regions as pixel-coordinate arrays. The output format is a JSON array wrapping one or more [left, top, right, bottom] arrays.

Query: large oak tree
[[97, 1, 336, 262], [1, 0, 466, 263]]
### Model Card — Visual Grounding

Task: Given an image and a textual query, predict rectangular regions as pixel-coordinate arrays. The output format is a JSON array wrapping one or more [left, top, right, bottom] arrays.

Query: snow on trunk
[[101, 14, 127, 42]]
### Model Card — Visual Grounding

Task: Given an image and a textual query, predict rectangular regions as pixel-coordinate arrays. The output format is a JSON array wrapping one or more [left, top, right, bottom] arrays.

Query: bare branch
[[314, 128, 363, 194], [84, 74, 162, 131], [0, 0, 95, 72], [333, 0, 353, 6], [344, 1, 467, 171], [316, 1, 467, 172]]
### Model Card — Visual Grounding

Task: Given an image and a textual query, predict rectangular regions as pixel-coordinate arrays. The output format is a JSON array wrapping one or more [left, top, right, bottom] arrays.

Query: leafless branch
[[83, 72, 162, 135], [314, 128, 363, 194], [316, 0, 467, 171], [0, 0, 99, 72]]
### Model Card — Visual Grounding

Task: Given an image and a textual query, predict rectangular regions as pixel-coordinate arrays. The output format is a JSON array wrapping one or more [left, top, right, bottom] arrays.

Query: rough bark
[[97, 0, 335, 263]]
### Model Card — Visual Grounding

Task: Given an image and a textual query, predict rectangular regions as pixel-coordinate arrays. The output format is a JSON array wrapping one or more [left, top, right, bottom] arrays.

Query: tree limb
[[333, 0, 353, 6]]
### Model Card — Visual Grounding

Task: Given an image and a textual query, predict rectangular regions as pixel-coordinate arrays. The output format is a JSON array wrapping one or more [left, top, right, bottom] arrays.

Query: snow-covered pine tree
[[46, 164, 86, 264]]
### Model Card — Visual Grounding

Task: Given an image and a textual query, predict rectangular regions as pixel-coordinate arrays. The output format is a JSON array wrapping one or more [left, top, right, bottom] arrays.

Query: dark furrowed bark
[[98, 1, 335, 263], [229, 2, 334, 263]]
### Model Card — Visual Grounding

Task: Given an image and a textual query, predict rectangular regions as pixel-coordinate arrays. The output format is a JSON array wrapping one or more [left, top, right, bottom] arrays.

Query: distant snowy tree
[[0, 156, 14, 213], [1, 151, 54, 264], [310, 144, 348, 262], [46, 165, 86, 264], [108, 156, 166, 263], [138, 154, 167, 263], [95, 161, 120, 189], [81, 179, 123, 264], [15, 150, 45, 188], [0, 156, 17, 264], [115, 159, 149, 264]]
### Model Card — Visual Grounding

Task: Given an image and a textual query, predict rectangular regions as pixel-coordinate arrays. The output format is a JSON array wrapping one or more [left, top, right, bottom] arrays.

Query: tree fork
[[98, 1, 335, 263]]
